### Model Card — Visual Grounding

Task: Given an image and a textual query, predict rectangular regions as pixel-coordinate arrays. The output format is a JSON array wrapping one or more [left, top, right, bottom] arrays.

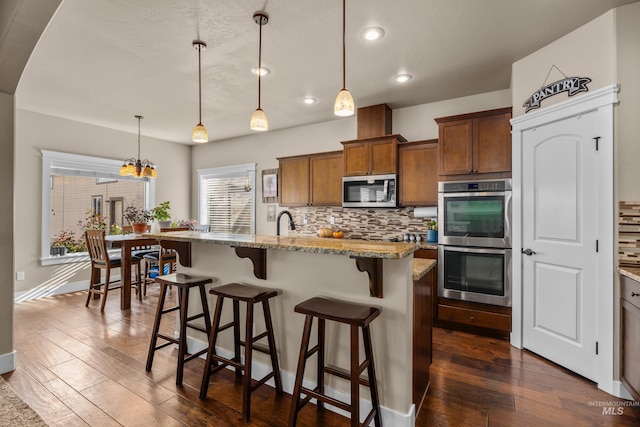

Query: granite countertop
[[413, 258, 436, 281], [147, 231, 419, 259], [619, 266, 640, 282]]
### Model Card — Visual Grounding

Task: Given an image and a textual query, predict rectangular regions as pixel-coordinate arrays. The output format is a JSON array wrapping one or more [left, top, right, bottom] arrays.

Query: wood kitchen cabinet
[[399, 139, 438, 207], [621, 273, 640, 400], [341, 134, 406, 176], [278, 151, 343, 207], [435, 107, 512, 180], [436, 298, 511, 339]]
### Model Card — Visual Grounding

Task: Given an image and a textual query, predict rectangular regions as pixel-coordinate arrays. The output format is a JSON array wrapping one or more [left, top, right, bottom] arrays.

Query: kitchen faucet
[[276, 210, 296, 236]]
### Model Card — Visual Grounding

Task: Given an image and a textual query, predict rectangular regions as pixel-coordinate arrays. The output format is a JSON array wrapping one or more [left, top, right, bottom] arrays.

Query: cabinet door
[[399, 141, 438, 206], [622, 299, 640, 400], [438, 119, 473, 176], [343, 141, 369, 176], [369, 138, 397, 175], [310, 152, 343, 206], [473, 112, 512, 174], [279, 156, 310, 206]]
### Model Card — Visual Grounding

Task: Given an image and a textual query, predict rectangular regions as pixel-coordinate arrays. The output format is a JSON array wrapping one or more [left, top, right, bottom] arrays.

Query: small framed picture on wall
[[262, 168, 278, 203]]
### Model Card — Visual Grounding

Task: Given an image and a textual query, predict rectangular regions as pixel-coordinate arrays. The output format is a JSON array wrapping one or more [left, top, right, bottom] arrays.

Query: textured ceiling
[[15, 0, 638, 144]]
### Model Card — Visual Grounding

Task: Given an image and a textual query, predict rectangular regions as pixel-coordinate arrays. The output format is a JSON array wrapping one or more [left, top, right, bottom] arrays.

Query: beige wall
[[615, 2, 640, 199], [14, 110, 192, 293], [0, 92, 15, 362], [511, 10, 616, 118], [192, 89, 512, 236]]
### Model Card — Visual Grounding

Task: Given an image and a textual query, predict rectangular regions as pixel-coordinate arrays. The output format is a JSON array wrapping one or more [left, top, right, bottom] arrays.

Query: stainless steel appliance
[[342, 174, 397, 208], [438, 179, 512, 248], [438, 178, 512, 306], [438, 245, 512, 306]]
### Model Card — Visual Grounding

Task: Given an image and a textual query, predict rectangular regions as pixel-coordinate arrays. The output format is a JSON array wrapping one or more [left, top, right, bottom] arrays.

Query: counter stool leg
[[317, 318, 325, 413], [233, 300, 242, 376], [242, 302, 254, 422], [288, 315, 314, 427], [200, 295, 224, 399], [146, 282, 168, 372], [363, 325, 382, 427], [198, 283, 212, 337], [350, 325, 360, 427], [176, 286, 189, 386], [263, 299, 283, 393]]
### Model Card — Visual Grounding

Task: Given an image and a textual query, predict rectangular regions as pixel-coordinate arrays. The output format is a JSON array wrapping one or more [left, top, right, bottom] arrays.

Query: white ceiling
[[15, 0, 638, 144]]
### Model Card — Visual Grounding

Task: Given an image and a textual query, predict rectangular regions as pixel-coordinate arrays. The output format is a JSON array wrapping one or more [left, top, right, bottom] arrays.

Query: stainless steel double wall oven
[[438, 179, 512, 307]]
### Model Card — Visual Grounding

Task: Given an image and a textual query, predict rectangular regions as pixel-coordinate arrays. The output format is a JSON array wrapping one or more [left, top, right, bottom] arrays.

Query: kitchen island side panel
[[179, 241, 414, 415]]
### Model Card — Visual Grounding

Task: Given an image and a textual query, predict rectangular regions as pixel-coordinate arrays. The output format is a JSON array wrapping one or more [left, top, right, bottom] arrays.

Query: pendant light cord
[[258, 19, 263, 109], [198, 45, 203, 124], [342, 0, 346, 90], [136, 115, 141, 160]]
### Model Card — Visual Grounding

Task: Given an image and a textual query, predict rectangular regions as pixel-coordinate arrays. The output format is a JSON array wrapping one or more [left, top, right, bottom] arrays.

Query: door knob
[[522, 248, 536, 256]]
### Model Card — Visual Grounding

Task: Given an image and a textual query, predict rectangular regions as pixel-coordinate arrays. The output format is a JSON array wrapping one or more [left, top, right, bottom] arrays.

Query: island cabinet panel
[[413, 263, 435, 415], [278, 151, 342, 207], [436, 107, 512, 180], [621, 274, 640, 400], [437, 298, 511, 339], [399, 140, 438, 207], [342, 134, 406, 176]]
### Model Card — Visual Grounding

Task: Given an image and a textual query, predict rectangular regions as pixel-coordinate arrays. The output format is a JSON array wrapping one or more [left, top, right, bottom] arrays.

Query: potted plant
[[124, 205, 153, 234], [426, 220, 438, 243], [152, 201, 172, 228]]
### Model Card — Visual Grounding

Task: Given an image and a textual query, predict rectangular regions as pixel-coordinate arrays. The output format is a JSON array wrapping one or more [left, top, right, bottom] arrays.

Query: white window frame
[[197, 163, 256, 235], [41, 150, 156, 265]]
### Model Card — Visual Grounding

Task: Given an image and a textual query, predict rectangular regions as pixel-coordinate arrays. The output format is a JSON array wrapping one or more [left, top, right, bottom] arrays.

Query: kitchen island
[[147, 231, 427, 426]]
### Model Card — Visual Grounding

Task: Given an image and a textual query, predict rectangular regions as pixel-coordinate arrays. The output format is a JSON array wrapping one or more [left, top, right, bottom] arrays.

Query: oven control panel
[[439, 179, 512, 193]]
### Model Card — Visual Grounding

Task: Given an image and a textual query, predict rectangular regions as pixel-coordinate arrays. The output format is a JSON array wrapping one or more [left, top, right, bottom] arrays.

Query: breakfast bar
[[146, 230, 426, 426]]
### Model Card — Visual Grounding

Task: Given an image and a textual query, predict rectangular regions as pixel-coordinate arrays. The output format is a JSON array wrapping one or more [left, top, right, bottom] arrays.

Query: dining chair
[[85, 229, 143, 310]]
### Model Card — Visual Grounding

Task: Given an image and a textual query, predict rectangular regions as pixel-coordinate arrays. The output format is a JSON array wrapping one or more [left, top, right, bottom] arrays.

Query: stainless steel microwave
[[342, 174, 397, 208]]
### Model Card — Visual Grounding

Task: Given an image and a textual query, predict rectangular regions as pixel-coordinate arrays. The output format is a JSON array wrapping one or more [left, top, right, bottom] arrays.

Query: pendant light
[[334, 0, 354, 116], [192, 40, 208, 143], [250, 12, 269, 131], [119, 115, 157, 178]]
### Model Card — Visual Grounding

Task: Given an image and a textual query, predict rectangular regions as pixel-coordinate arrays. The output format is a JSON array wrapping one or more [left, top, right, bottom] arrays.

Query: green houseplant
[[426, 220, 438, 243], [152, 201, 172, 228], [124, 206, 153, 234]]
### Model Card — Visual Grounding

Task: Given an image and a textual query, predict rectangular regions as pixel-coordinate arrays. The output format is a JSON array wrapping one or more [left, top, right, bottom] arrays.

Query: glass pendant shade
[[334, 88, 355, 116], [250, 108, 268, 131], [193, 122, 208, 143], [119, 163, 129, 176]]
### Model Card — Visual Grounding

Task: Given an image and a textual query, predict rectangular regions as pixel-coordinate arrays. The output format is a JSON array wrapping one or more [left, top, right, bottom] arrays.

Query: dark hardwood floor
[[3, 289, 639, 426]]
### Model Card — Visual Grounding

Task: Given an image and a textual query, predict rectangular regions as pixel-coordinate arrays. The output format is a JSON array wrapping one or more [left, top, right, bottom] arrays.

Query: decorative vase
[[131, 222, 148, 234], [158, 220, 172, 229], [427, 229, 438, 243]]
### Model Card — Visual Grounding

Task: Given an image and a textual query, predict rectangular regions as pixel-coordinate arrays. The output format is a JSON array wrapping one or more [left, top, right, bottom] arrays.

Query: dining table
[[104, 233, 191, 309]]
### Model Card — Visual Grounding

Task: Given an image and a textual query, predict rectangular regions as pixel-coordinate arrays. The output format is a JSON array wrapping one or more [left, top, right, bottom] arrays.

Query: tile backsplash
[[287, 206, 435, 241], [619, 201, 640, 267]]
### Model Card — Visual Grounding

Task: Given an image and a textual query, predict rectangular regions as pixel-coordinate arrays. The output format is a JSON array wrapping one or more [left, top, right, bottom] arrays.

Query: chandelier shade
[[119, 115, 156, 178], [250, 12, 269, 131]]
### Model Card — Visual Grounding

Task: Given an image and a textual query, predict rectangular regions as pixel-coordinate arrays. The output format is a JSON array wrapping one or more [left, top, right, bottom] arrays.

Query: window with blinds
[[198, 164, 256, 235]]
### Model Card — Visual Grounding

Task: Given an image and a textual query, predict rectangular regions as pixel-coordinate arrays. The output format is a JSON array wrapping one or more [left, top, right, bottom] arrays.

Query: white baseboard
[[186, 335, 416, 427], [0, 351, 16, 375], [612, 380, 634, 400]]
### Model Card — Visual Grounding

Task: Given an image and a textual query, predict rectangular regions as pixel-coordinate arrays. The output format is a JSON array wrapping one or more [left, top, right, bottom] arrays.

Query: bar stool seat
[[146, 273, 213, 386], [289, 297, 382, 427], [200, 282, 283, 422]]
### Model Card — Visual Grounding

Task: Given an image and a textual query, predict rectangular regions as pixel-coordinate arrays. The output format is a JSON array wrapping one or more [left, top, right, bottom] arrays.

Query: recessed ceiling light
[[394, 73, 413, 83], [303, 97, 317, 105], [361, 27, 385, 42], [251, 66, 271, 76]]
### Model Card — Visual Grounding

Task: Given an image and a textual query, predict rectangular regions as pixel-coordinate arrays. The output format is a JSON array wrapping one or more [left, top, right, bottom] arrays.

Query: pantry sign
[[523, 76, 591, 113]]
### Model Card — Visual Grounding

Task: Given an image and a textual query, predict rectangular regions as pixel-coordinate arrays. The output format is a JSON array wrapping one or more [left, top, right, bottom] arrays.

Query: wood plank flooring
[[3, 289, 639, 426]]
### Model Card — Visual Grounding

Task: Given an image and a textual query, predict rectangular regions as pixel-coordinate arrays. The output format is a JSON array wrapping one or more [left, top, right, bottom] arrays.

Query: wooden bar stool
[[146, 273, 213, 386], [199, 282, 283, 422], [288, 297, 382, 427]]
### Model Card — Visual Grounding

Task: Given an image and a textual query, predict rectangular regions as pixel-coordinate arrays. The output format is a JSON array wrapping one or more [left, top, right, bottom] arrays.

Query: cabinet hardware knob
[[632, 292, 640, 297], [473, 169, 478, 173], [468, 169, 472, 173], [469, 316, 475, 321]]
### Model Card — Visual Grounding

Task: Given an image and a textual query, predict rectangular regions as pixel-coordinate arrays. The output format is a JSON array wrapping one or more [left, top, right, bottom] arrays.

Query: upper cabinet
[[399, 139, 438, 207], [278, 151, 343, 207], [435, 107, 512, 180], [341, 134, 407, 176]]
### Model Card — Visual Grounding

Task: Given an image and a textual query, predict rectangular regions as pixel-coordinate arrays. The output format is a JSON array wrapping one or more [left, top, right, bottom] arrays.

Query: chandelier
[[119, 115, 156, 178]]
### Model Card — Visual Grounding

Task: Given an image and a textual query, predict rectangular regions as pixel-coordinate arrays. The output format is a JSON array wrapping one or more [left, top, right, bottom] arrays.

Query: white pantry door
[[522, 110, 599, 381]]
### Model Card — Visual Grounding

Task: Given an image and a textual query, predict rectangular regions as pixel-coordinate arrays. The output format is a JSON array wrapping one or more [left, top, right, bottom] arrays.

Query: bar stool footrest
[[299, 386, 351, 412], [324, 365, 371, 387]]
